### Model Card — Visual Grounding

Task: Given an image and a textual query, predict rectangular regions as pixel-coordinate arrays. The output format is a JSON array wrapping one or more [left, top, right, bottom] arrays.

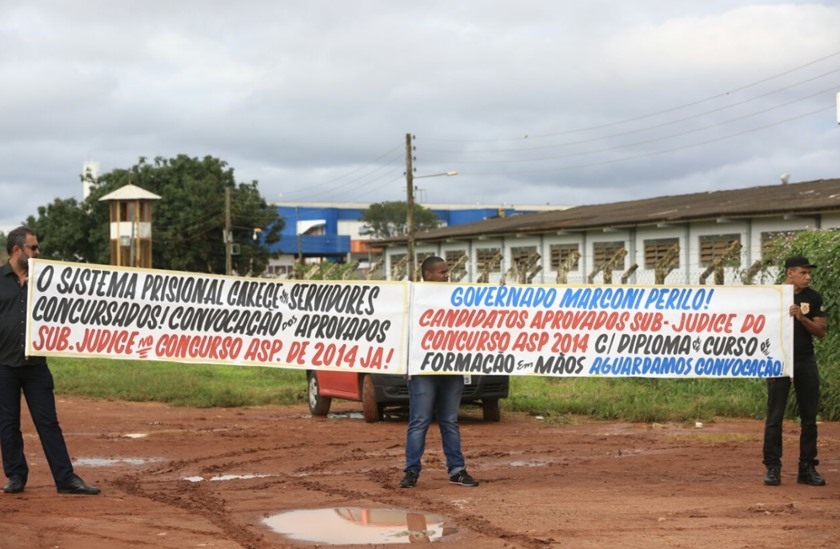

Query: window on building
[[445, 250, 467, 268], [510, 245, 538, 269], [761, 230, 800, 261], [115, 200, 152, 222], [391, 254, 407, 279], [266, 265, 291, 276], [476, 247, 502, 272], [416, 252, 434, 268], [593, 241, 626, 269], [644, 238, 679, 269], [699, 234, 741, 267], [550, 244, 580, 270]]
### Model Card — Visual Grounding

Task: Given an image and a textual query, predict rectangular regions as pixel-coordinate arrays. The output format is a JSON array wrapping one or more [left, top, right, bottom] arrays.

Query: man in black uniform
[[0, 226, 100, 495], [762, 255, 827, 486]]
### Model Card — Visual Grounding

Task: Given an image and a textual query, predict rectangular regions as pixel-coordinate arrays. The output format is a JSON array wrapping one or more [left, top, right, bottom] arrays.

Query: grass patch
[[51, 357, 770, 421], [506, 376, 767, 423], [52, 357, 305, 408]]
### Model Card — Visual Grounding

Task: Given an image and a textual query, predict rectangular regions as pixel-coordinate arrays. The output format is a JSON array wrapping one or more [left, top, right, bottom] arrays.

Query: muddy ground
[[1, 396, 838, 548]]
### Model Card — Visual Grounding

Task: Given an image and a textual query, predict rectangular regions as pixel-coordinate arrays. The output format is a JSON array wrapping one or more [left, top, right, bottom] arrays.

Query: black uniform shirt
[[0, 261, 46, 367], [793, 286, 824, 359]]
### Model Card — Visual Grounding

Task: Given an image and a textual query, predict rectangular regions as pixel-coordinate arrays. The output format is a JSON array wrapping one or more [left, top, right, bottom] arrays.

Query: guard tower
[[98, 183, 161, 268]]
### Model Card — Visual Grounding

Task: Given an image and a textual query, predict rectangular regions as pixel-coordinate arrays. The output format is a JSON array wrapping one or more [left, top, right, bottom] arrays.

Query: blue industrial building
[[264, 202, 556, 276]]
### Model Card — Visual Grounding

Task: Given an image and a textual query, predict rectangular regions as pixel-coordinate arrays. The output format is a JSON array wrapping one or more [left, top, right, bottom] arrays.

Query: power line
[[277, 48, 840, 202], [466, 104, 834, 175], [422, 68, 840, 155], [434, 86, 838, 165], [421, 48, 840, 143], [279, 145, 403, 200]]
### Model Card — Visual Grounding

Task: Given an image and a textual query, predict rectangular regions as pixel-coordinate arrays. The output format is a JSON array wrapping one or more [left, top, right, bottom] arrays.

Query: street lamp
[[405, 176, 457, 280], [416, 171, 459, 178], [405, 143, 457, 279]]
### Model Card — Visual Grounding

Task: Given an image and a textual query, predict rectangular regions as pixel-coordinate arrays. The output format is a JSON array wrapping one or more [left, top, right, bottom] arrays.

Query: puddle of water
[[123, 429, 229, 439], [183, 473, 275, 483], [74, 457, 162, 467], [510, 460, 548, 467], [326, 412, 365, 420], [325, 412, 403, 420], [263, 507, 447, 545]]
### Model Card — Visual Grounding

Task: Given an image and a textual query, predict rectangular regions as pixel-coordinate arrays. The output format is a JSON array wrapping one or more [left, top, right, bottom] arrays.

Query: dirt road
[[1, 396, 838, 548]]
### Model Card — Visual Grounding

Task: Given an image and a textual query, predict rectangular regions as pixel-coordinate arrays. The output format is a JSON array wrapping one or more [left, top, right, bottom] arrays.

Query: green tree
[[25, 197, 103, 263], [764, 228, 840, 419], [360, 201, 440, 239], [26, 155, 282, 274]]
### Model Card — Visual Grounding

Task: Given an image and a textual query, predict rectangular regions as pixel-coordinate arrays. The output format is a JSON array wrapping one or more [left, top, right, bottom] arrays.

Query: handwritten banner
[[26, 260, 794, 378], [26, 259, 409, 373], [408, 283, 793, 378]]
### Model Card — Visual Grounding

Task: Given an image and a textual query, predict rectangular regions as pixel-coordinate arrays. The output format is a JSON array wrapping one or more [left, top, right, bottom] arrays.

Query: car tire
[[482, 398, 501, 422], [308, 372, 331, 416], [362, 374, 383, 423]]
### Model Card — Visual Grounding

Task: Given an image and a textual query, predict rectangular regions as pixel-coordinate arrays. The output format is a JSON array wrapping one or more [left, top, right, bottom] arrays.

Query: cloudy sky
[[2, 1, 839, 234]]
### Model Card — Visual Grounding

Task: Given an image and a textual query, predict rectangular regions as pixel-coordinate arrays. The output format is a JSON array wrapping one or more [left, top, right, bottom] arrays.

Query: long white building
[[378, 178, 840, 285]]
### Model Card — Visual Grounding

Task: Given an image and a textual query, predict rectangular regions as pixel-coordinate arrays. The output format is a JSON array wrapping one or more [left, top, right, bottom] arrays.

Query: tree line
[[9, 155, 282, 275], [1, 154, 438, 276]]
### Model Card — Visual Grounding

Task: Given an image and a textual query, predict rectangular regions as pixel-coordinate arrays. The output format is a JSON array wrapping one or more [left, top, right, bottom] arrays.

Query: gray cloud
[[1, 1, 839, 232]]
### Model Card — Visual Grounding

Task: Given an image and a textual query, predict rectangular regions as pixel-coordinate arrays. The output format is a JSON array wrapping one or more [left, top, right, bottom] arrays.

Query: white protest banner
[[408, 283, 793, 378], [26, 259, 409, 374]]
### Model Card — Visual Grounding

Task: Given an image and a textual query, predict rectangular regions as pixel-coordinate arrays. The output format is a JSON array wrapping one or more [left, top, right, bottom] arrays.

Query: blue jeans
[[404, 375, 465, 476], [0, 364, 76, 487]]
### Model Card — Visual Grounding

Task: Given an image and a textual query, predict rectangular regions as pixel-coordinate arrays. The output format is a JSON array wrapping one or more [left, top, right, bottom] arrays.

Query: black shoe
[[399, 470, 418, 488], [798, 463, 826, 486], [449, 469, 479, 487], [57, 476, 101, 495], [763, 466, 781, 486], [3, 476, 25, 494]]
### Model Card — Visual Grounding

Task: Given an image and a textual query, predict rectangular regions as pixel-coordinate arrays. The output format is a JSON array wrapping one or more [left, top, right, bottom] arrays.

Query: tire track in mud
[[293, 474, 558, 548], [112, 473, 271, 548], [109, 441, 315, 549], [19, 399, 840, 549], [137, 422, 684, 549], [285, 447, 562, 549], [112, 437, 558, 548], [103, 434, 405, 544]]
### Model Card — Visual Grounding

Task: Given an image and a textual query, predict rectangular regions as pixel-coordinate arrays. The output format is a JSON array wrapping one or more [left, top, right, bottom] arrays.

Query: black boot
[[797, 463, 826, 486], [763, 465, 781, 486]]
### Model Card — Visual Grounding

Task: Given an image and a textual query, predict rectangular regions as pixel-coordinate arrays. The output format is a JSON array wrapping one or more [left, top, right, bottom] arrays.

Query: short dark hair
[[420, 256, 445, 276], [6, 226, 35, 255]]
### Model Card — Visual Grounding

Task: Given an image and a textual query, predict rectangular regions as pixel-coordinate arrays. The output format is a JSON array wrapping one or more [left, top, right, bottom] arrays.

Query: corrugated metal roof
[[98, 183, 162, 202], [378, 178, 840, 244]]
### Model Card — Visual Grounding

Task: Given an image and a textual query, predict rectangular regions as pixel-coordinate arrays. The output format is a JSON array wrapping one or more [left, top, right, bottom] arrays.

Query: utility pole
[[225, 187, 232, 275], [405, 132, 415, 282], [404, 134, 457, 282]]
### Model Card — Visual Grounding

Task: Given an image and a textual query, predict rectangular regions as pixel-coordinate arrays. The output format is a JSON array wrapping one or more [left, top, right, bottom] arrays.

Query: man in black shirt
[[0, 226, 99, 495], [762, 255, 827, 486]]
